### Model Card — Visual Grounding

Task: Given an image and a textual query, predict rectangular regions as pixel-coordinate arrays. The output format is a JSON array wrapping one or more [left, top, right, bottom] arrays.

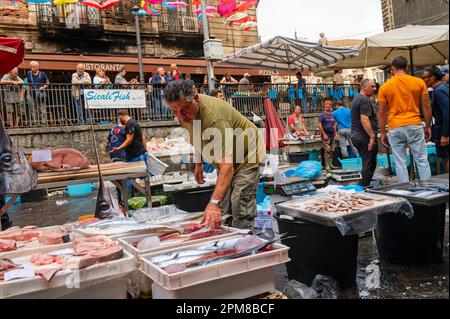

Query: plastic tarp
[[276, 191, 413, 236], [328, 25, 449, 69]]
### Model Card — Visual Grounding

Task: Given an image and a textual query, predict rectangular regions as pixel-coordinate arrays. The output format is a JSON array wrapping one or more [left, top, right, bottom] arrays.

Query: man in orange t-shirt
[[378, 56, 432, 183]]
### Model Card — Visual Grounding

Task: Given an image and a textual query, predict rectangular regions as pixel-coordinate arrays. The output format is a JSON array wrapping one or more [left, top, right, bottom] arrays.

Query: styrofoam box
[[0, 244, 137, 299], [140, 240, 290, 290], [151, 266, 276, 299], [119, 227, 246, 259], [0, 225, 73, 259]]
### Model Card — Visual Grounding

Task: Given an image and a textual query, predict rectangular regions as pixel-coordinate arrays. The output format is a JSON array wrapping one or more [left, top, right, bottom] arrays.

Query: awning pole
[[409, 47, 416, 181]]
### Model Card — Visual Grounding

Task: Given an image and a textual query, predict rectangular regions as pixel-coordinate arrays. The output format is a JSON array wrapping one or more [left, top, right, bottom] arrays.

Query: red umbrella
[[0, 37, 25, 76], [264, 98, 287, 151]]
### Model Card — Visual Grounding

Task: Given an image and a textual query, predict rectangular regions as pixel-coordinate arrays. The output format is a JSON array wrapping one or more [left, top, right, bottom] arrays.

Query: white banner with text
[[84, 89, 147, 109]]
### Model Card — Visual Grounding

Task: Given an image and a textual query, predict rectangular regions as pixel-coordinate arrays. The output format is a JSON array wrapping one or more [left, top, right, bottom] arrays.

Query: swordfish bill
[[0, 114, 37, 194], [88, 115, 122, 220]]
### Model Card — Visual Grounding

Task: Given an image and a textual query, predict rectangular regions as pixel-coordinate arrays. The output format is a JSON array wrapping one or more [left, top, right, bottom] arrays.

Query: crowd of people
[[290, 55, 448, 187]]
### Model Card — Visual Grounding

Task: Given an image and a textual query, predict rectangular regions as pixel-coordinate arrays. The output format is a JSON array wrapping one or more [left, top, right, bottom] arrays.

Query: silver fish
[[75, 218, 180, 236], [0, 115, 37, 194]]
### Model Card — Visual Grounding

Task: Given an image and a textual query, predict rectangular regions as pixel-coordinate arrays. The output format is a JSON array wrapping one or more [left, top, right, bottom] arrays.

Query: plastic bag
[[284, 161, 322, 179], [339, 185, 365, 192], [284, 275, 340, 299], [276, 191, 414, 236]]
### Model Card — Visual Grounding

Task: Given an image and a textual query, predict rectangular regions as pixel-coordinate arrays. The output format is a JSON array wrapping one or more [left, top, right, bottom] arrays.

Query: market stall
[[35, 162, 152, 212], [275, 190, 412, 289], [368, 179, 449, 264]]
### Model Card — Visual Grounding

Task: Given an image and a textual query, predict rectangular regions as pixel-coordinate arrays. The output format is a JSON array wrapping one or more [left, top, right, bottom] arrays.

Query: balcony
[[158, 10, 203, 39], [36, 3, 103, 37]]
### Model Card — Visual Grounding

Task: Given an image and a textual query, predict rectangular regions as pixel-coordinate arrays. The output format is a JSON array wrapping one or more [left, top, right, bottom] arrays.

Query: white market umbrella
[[331, 25, 449, 70], [220, 36, 359, 77]]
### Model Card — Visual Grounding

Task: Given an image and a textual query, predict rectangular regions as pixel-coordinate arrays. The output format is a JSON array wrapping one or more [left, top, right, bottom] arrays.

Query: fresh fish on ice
[[148, 235, 277, 274], [75, 218, 181, 237]]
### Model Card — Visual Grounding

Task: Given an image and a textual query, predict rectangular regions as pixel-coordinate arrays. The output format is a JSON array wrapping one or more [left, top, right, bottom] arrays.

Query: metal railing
[[196, 83, 361, 118], [158, 10, 202, 34], [36, 3, 103, 29], [0, 83, 360, 129]]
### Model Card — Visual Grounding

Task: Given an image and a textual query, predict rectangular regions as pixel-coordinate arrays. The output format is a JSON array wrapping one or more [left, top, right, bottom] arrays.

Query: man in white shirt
[[71, 63, 92, 124]]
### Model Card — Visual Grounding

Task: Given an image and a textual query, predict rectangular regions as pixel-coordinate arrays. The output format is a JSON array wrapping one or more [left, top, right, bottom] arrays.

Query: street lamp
[[200, 0, 216, 91], [132, 5, 145, 84]]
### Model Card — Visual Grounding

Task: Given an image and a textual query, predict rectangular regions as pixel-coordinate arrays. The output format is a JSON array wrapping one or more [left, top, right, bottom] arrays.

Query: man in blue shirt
[[333, 100, 357, 158], [423, 67, 449, 172], [26, 61, 49, 125]]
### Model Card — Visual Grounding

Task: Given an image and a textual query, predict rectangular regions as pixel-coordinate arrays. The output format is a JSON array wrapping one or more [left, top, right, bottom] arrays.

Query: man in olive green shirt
[[164, 80, 266, 229]]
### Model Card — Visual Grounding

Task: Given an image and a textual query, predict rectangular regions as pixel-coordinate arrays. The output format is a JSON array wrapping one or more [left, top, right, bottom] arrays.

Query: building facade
[[0, 0, 262, 82], [381, 0, 449, 31]]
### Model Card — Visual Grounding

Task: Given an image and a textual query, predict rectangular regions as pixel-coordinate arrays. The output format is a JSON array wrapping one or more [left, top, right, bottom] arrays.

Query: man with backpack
[[423, 66, 449, 172]]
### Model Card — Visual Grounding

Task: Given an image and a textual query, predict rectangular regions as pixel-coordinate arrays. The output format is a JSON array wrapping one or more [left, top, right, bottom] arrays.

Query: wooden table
[[1, 162, 152, 230]]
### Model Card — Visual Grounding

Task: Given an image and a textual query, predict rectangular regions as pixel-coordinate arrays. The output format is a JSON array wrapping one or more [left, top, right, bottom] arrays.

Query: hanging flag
[[217, 0, 236, 17]]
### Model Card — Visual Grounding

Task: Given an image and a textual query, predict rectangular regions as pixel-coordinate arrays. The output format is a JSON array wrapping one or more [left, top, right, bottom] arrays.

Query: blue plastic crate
[[339, 157, 362, 170], [309, 150, 320, 162], [427, 145, 436, 155]]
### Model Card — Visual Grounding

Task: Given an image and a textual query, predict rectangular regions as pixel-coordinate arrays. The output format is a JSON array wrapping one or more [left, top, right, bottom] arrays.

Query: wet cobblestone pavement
[[7, 195, 449, 299]]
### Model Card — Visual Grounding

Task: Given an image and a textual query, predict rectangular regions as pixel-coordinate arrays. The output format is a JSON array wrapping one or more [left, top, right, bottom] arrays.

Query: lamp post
[[200, 0, 215, 91], [132, 5, 145, 84]]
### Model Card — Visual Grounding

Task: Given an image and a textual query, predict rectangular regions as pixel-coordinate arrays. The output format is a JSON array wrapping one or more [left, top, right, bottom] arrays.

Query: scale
[[277, 181, 317, 196], [330, 169, 362, 182]]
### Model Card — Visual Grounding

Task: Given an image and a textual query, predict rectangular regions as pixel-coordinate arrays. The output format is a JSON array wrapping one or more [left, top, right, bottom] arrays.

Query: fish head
[[0, 140, 38, 194], [94, 180, 122, 220]]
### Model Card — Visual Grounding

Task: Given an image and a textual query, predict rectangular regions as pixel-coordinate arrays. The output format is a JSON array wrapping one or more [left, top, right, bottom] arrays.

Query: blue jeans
[[388, 125, 431, 183], [75, 99, 85, 124], [127, 153, 152, 190]]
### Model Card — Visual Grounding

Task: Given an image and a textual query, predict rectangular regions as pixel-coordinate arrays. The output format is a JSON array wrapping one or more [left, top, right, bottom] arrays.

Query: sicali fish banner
[[84, 89, 147, 109]]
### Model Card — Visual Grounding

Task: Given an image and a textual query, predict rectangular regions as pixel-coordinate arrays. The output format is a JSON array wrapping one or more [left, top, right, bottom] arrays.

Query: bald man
[[166, 64, 183, 83], [71, 63, 92, 124]]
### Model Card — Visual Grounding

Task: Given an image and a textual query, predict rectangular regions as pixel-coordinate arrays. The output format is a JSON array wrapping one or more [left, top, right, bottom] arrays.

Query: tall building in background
[[381, 0, 449, 31], [381, 0, 395, 31], [0, 0, 261, 82]]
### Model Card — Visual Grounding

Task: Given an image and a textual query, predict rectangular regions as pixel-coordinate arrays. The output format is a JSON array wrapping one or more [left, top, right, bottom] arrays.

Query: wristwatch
[[209, 199, 223, 209]]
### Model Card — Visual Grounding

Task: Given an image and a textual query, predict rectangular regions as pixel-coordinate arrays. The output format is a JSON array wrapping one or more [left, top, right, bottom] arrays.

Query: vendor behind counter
[[163, 80, 266, 230]]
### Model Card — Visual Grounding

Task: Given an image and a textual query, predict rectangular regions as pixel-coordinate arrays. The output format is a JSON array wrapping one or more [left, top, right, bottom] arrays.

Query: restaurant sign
[[258, 70, 280, 76], [83, 63, 122, 72], [84, 89, 147, 109]]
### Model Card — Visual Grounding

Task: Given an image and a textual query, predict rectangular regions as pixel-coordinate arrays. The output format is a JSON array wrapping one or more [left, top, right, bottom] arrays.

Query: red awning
[[0, 37, 25, 75]]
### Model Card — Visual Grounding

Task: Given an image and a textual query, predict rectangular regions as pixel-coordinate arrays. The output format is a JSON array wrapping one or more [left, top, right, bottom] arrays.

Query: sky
[[257, 0, 384, 42]]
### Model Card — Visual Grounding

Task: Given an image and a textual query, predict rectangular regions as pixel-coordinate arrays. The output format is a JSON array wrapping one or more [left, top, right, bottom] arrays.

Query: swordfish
[[0, 114, 37, 195], [87, 114, 123, 220]]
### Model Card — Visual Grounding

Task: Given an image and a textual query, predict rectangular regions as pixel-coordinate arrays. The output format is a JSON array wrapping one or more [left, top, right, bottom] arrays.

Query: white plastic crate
[[151, 266, 276, 299], [140, 240, 290, 290], [119, 227, 245, 259], [147, 154, 169, 176], [0, 245, 137, 299]]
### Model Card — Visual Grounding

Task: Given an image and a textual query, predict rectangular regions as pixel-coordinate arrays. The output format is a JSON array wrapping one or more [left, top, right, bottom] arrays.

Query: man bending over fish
[[163, 81, 266, 229]]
